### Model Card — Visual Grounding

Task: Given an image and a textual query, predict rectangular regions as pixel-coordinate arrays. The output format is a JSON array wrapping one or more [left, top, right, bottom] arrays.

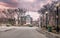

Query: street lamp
[[40, 14, 43, 28], [45, 12, 48, 29], [55, 3, 60, 32]]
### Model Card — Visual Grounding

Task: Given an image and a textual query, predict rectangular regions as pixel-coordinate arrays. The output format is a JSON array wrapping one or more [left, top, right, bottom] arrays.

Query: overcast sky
[[0, 0, 58, 11], [0, 0, 58, 21]]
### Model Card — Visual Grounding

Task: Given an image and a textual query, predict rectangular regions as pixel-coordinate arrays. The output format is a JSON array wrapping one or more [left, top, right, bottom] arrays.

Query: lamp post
[[40, 14, 43, 28], [55, 3, 60, 32], [45, 12, 48, 29]]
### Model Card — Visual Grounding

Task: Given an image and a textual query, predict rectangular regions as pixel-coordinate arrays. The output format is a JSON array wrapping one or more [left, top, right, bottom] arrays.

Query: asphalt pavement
[[0, 27, 48, 38]]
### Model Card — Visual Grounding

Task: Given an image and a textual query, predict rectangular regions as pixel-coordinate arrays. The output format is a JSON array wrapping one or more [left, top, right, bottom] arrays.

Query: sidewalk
[[0, 26, 14, 32], [36, 27, 60, 38]]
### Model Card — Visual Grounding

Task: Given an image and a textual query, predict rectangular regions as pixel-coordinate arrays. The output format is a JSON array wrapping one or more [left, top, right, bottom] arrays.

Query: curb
[[36, 28, 60, 38], [0, 28, 14, 32]]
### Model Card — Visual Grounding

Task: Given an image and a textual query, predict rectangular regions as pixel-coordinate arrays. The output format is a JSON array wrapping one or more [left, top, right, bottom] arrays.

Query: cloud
[[0, 0, 18, 8], [18, 0, 52, 11], [21, 0, 35, 3], [0, 0, 59, 11]]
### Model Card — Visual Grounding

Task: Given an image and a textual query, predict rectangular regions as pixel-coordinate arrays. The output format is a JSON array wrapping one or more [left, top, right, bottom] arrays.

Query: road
[[0, 27, 48, 38]]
